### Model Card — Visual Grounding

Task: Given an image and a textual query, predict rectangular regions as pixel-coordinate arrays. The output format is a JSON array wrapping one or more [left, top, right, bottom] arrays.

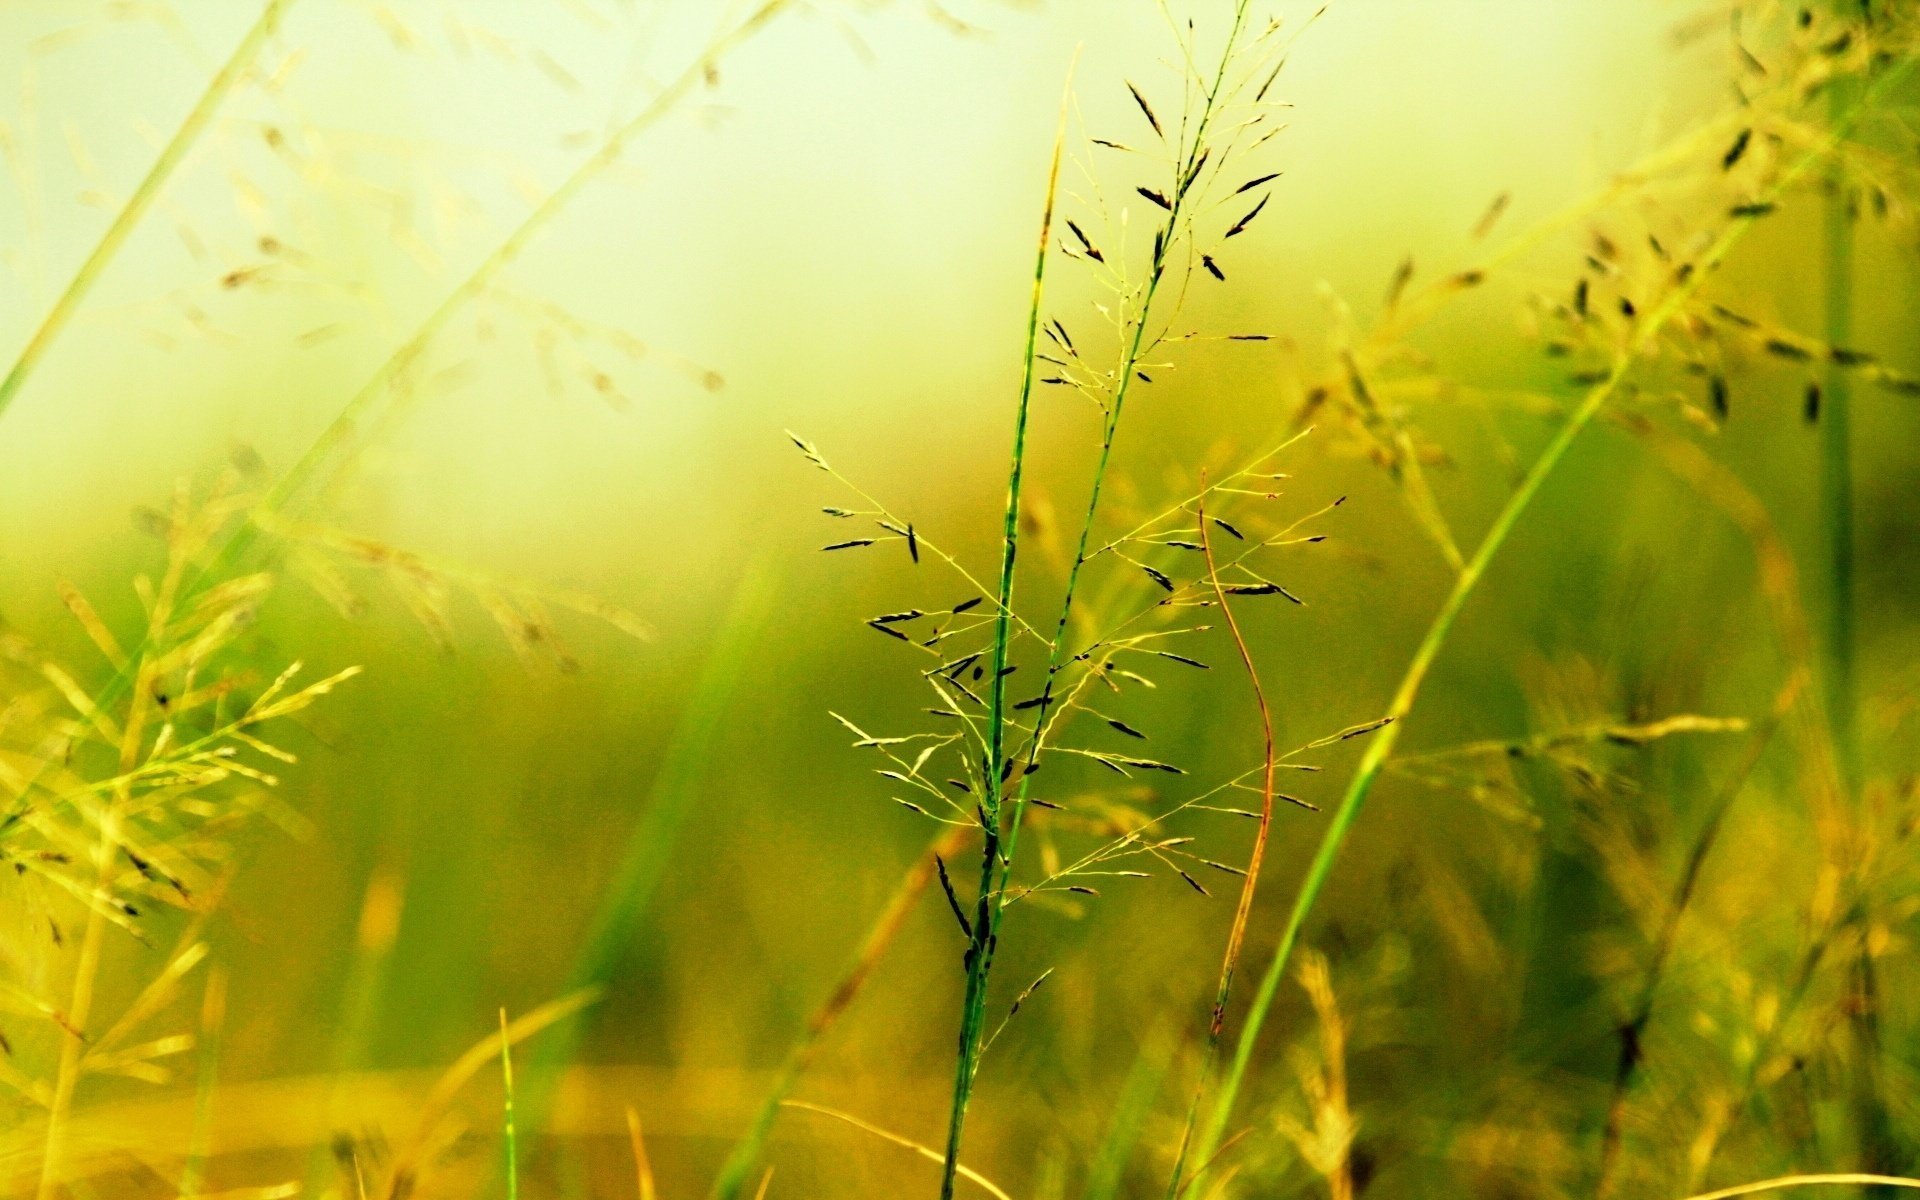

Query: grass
[[1184, 40, 1920, 1194], [0, 0, 291, 424], [8, 2, 1920, 1197], [500, 1009, 520, 1200]]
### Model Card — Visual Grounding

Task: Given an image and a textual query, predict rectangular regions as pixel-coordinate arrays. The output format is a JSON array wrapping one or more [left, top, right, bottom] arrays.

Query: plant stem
[[711, 826, 969, 1200], [38, 535, 195, 1200], [0, 0, 292, 425], [1182, 54, 1919, 1191], [936, 76, 1071, 1200], [500, 1009, 519, 1200], [936, 11, 1267, 1190], [1163, 478, 1278, 1198], [939, 13, 1257, 1182], [1821, 34, 1861, 803], [1821, 37, 1899, 1188]]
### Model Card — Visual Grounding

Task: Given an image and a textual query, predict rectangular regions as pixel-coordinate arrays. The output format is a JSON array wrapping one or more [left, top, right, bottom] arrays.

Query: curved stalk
[[1162, 478, 1278, 1197]]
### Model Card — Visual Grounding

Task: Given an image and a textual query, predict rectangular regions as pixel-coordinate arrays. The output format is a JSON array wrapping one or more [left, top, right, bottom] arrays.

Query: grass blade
[[711, 826, 969, 1200], [0, 0, 292, 424], [524, 564, 782, 1119], [500, 1009, 519, 1200]]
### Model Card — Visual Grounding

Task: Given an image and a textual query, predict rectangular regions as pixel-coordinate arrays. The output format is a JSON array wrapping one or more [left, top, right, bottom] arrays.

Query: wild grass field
[[2, 1, 1919, 1197]]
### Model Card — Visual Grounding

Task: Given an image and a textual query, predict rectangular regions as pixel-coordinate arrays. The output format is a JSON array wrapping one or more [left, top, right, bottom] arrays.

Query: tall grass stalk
[[1182, 50, 1920, 1193], [36, 511, 200, 1200], [936, 71, 1071, 1199], [711, 826, 970, 1200], [1162, 480, 1277, 1197], [0, 0, 290, 424], [1818, 42, 1899, 1189], [527, 565, 780, 1116], [1679, 1174, 1920, 1200], [941, 11, 1262, 1192], [178, 967, 228, 1200], [1820, 62, 1860, 799], [501, 1009, 520, 1200]]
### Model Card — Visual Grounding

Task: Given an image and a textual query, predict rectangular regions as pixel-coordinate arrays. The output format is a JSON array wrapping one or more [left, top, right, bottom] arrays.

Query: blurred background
[[1, 1, 1917, 1196]]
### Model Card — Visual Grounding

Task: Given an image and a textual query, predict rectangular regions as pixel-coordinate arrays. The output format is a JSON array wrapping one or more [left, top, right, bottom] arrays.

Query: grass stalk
[[0, 0, 292, 424], [710, 825, 971, 1200], [179, 967, 228, 1200], [1162, 478, 1278, 1197], [1820, 50, 1861, 800], [627, 1108, 658, 1200], [525, 565, 780, 1120], [501, 1009, 520, 1200], [936, 70, 1072, 1200], [37, 528, 197, 1200], [1679, 1174, 1920, 1200], [940, 13, 1257, 1191], [1181, 52, 1920, 1193], [1820, 39, 1898, 1186]]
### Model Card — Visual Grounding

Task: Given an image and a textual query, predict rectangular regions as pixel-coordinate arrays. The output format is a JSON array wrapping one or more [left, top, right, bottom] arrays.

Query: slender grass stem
[[1163, 477, 1278, 1198], [1819, 43, 1898, 1189], [1821, 64, 1861, 801], [1679, 1174, 1920, 1200], [178, 968, 227, 1200], [0, 0, 291, 424], [936, 68, 1072, 1200], [711, 826, 970, 1200], [1182, 52, 1920, 1193], [941, 16, 1258, 1192], [500, 1010, 519, 1200], [38, 534, 195, 1200], [515, 563, 778, 1160]]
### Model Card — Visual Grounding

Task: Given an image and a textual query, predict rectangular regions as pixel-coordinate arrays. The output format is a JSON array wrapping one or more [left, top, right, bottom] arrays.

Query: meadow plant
[[4, 2, 1920, 1198]]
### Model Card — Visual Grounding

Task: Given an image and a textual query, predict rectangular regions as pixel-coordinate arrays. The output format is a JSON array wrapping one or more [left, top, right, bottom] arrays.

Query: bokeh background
[[2, 1, 1917, 1196]]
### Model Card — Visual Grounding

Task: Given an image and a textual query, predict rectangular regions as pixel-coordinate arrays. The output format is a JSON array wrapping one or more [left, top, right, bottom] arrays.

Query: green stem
[[938, 12, 1255, 1189], [1821, 36, 1897, 1188], [1821, 53, 1860, 800], [936, 81, 1071, 1200], [1182, 52, 1919, 1193], [0, 0, 292, 423]]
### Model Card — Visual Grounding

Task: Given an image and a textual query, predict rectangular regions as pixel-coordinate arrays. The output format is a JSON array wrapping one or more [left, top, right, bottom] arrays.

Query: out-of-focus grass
[[1, 2, 1918, 1198]]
